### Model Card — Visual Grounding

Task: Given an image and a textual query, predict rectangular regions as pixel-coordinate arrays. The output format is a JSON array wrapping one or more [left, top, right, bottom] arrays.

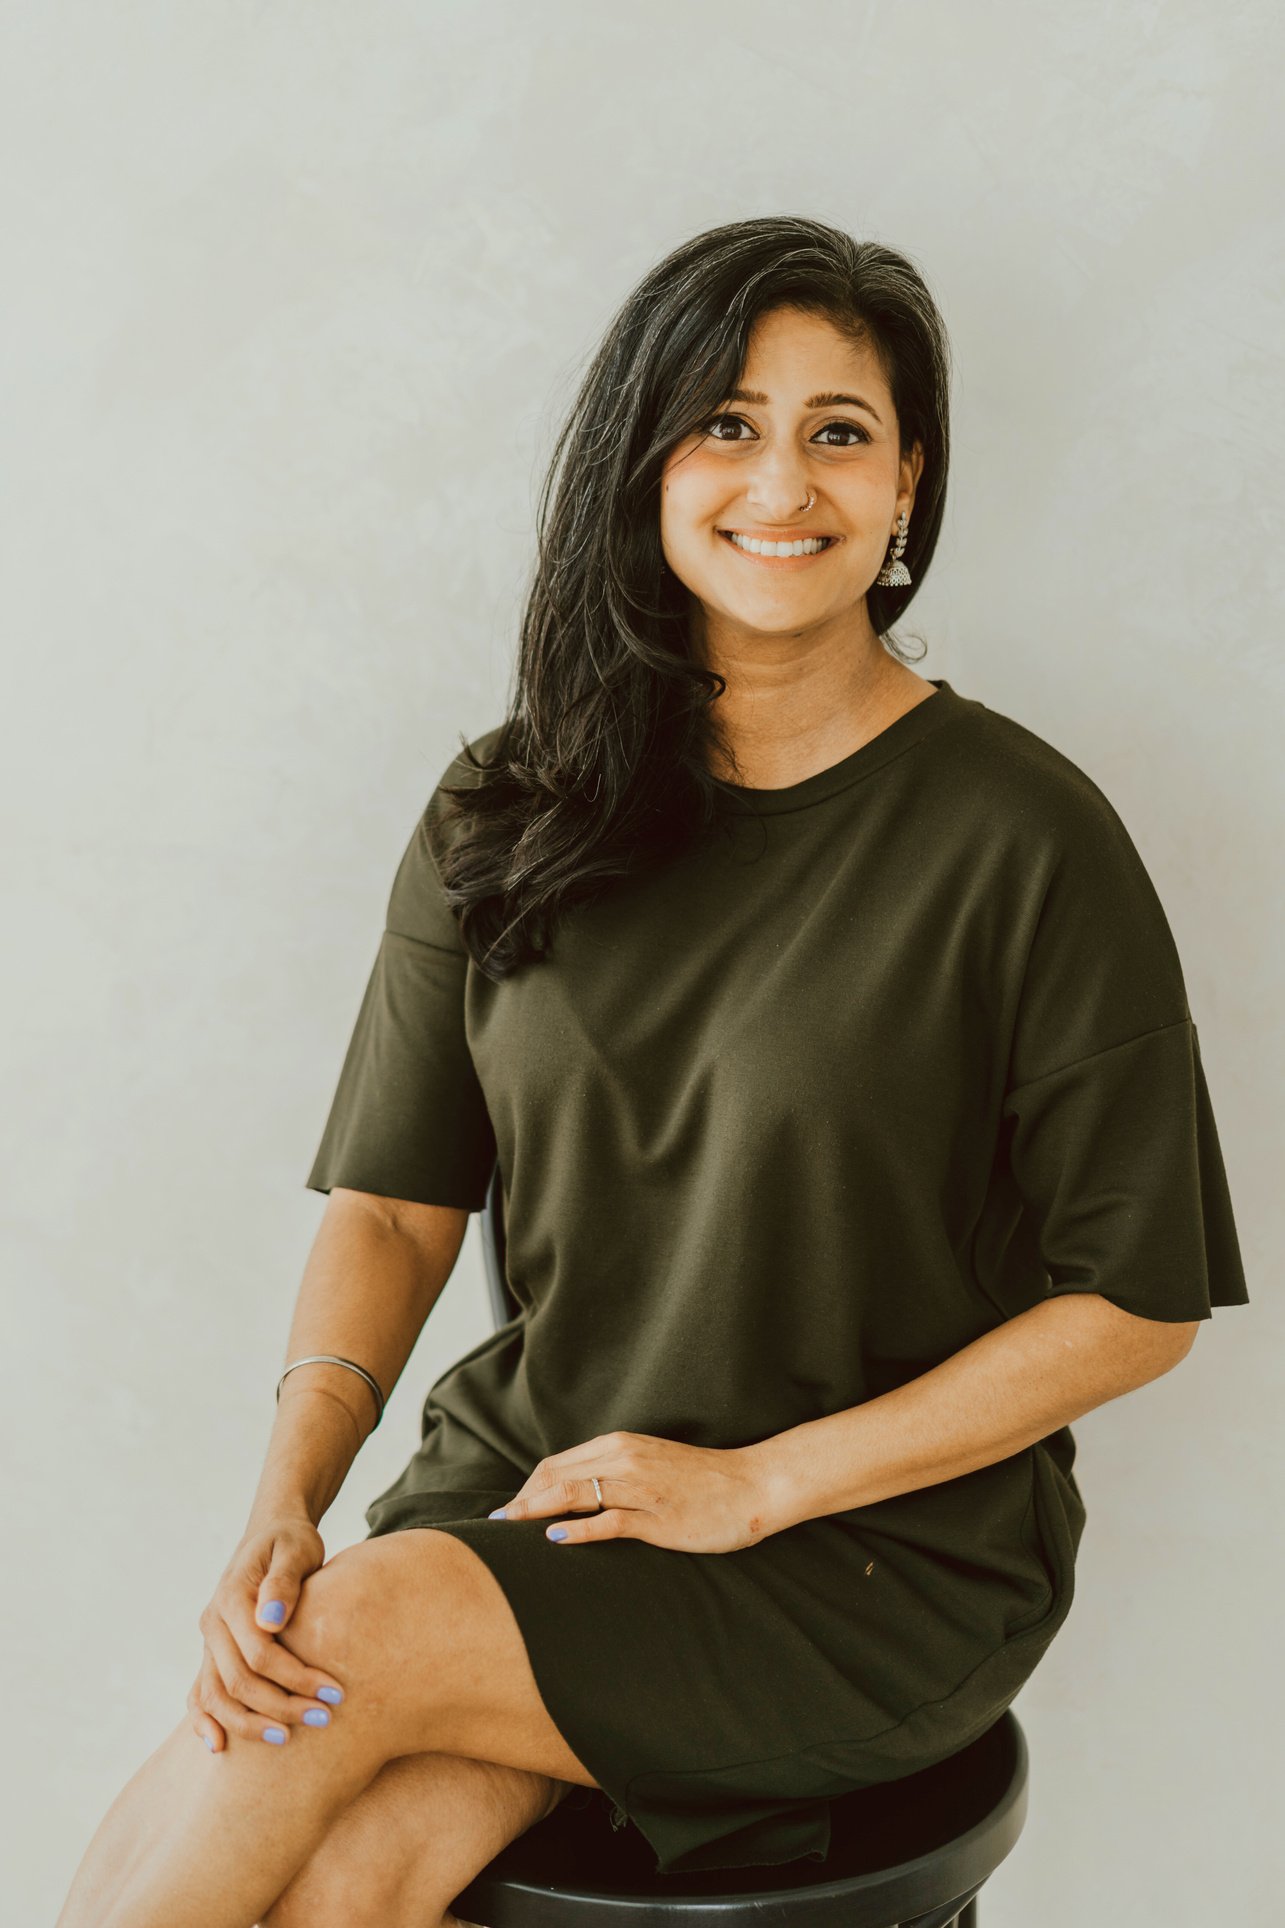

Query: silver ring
[[591, 1475, 604, 1510]]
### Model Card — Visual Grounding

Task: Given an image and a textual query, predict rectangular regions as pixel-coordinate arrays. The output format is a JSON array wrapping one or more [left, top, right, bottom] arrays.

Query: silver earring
[[875, 510, 912, 587]]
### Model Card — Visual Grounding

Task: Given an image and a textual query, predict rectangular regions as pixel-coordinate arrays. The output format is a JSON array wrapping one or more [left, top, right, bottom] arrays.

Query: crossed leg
[[55, 1529, 604, 1928], [262, 1746, 576, 1927]]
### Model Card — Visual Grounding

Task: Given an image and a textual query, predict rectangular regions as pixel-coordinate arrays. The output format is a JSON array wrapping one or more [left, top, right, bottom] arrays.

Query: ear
[[899, 439, 926, 520]]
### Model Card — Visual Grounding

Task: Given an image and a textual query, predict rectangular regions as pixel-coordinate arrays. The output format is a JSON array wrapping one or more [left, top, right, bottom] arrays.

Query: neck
[[697, 615, 932, 789]]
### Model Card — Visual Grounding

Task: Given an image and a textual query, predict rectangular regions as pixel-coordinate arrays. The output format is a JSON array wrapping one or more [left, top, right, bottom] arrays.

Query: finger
[[490, 1476, 559, 1517], [196, 1647, 271, 1749], [544, 1507, 630, 1544], [490, 1438, 629, 1519], [203, 1618, 336, 1739], [231, 1600, 347, 1711], [253, 1546, 311, 1635], [499, 1474, 609, 1522], [187, 1670, 225, 1754], [196, 1645, 292, 1746]]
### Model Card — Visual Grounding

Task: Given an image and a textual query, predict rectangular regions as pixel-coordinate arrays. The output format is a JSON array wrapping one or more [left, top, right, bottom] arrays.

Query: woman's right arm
[[189, 1187, 470, 1750]]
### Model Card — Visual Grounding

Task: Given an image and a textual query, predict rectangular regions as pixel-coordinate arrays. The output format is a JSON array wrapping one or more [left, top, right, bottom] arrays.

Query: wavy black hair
[[435, 214, 953, 979]]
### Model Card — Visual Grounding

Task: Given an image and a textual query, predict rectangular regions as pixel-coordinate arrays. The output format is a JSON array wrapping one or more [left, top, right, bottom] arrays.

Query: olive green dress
[[305, 678, 1249, 1877]]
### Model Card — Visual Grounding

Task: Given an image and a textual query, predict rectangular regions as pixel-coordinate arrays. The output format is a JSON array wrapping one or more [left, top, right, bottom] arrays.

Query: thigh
[[263, 1748, 571, 1928], [275, 1528, 603, 1787]]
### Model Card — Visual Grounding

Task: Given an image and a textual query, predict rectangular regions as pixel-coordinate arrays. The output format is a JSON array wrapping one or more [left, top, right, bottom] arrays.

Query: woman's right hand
[[188, 1516, 348, 1751]]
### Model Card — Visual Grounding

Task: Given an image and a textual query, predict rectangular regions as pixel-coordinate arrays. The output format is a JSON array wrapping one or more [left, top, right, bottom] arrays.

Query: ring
[[591, 1475, 604, 1510]]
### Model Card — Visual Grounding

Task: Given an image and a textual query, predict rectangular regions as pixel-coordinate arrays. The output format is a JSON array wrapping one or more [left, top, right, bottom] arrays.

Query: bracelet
[[276, 1355, 385, 1431]]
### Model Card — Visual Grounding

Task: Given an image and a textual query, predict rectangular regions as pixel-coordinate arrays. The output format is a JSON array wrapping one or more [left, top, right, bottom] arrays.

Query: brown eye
[[700, 414, 749, 440], [698, 414, 870, 446], [815, 420, 871, 446]]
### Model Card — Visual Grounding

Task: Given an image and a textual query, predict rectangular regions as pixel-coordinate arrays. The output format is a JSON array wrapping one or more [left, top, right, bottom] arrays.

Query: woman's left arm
[[488, 1295, 1199, 1552], [746, 1294, 1198, 1535]]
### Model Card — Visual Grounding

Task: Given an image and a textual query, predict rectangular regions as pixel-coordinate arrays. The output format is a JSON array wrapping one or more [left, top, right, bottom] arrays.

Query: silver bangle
[[276, 1354, 385, 1430]]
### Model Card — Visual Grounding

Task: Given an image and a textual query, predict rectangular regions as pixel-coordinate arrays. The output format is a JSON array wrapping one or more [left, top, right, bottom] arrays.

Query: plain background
[[4, 3, 1281, 1919]]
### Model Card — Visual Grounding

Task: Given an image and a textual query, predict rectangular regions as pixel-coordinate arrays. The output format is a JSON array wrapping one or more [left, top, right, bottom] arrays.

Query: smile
[[718, 531, 840, 564]]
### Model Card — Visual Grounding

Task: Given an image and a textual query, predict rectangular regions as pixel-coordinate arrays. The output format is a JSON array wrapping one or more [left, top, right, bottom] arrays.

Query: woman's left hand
[[486, 1432, 776, 1553]]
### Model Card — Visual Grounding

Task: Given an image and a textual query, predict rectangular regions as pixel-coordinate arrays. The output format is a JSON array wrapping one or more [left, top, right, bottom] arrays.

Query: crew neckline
[[709, 678, 971, 814]]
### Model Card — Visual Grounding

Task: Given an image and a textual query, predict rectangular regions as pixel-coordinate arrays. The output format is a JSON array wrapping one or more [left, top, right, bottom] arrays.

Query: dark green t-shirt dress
[[305, 678, 1249, 1877]]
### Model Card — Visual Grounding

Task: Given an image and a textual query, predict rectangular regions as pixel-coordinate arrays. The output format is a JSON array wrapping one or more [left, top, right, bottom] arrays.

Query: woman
[[58, 216, 1249, 1927]]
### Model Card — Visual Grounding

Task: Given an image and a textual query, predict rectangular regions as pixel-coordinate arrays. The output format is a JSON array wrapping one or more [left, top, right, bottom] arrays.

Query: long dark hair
[[436, 214, 953, 979]]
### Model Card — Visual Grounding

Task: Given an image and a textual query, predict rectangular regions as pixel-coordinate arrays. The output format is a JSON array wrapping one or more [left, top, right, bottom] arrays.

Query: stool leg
[[908, 1886, 981, 1927]]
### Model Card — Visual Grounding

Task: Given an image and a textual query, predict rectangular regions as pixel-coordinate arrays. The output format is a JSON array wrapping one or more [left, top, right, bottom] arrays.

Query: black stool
[[459, 1167, 1030, 1928]]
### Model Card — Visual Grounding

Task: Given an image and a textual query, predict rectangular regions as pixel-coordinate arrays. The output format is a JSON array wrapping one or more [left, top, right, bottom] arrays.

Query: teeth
[[726, 533, 832, 557]]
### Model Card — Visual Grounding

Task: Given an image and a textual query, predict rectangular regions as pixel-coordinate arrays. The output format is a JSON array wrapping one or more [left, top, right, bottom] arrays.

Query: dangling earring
[[875, 510, 912, 587]]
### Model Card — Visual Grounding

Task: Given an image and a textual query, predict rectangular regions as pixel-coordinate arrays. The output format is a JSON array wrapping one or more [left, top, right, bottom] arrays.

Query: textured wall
[[5, 2, 1279, 1919]]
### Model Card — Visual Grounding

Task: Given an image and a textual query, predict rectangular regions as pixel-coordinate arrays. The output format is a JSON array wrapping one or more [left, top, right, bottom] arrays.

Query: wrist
[[247, 1382, 368, 1533], [739, 1434, 807, 1537], [245, 1490, 322, 1536]]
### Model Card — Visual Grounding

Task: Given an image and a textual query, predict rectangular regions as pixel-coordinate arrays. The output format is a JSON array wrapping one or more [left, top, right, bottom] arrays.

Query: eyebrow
[[727, 387, 883, 425]]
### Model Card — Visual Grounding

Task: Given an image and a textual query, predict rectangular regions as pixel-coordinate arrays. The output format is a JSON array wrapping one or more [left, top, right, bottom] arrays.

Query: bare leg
[[262, 1751, 573, 1927], [57, 1703, 391, 1928], [56, 1531, 600, 1928]]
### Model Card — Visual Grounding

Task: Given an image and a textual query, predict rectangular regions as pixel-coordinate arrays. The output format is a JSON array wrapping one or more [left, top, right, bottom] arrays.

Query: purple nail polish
[[548, 1526, 568, 1541], [317, 1686, 343, 1705], [487, 1507, 506, 1519], [263, 1726, 287, 1744]]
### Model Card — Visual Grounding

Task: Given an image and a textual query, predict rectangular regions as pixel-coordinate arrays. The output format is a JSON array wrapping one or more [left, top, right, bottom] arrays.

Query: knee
[[260, 1863, 383, 1928], [272, 1534, 449, 1724], [272, 1543, 381, 1689]]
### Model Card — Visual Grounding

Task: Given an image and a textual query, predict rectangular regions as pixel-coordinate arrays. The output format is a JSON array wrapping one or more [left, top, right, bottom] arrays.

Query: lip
[[717, 527, 841, 541], [717, 529, 840, 567]]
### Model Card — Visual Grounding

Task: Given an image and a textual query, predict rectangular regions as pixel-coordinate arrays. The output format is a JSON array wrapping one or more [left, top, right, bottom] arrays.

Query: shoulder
[[927, 690, 1186, 1005], [940, 693, 1188, 1025], [419, 721, 510, 841], [385, 723, 507, 940], [939, 691, 1123, 824], [432, 721, 509, 798], [935, 689, 1155, 877]]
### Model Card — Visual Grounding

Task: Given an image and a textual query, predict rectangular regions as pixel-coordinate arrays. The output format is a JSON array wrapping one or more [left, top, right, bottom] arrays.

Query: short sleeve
[[304, 758, 497, 1213], [999, 779, 1249, 1323]]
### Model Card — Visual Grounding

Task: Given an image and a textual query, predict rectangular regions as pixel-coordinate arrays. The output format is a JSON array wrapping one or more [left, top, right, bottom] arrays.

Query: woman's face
[[659, 305, 924, 650]]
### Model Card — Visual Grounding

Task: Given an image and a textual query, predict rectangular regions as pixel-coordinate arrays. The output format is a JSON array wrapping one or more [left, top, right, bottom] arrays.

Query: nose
[[743, 452, 815, 519]]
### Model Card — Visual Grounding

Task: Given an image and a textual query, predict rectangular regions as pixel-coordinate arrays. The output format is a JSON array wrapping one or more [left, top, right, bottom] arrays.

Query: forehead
[[739, 306, 886, 387]]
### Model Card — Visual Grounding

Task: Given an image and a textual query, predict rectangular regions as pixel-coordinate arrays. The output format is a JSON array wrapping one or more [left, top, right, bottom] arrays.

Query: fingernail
[[303, 1708, 330, 1726], [259, 1601, 287, 1626], [317, 1686, 343, 1705], [263, 1726, 287, 1744], [487, 1508, 506, 1519], [548, 1526, 568, 1541], [204, 1735, 216, 1750]]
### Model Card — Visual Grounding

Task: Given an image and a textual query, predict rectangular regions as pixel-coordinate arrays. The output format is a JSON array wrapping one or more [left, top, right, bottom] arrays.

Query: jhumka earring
[[874, 510, 912, 587]]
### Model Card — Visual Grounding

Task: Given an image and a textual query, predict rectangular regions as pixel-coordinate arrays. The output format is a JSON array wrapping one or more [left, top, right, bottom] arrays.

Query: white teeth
[[726, 533, 832, 557]]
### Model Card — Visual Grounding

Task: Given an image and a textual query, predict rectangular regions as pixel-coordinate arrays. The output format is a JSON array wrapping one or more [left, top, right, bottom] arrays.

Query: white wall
[[4, 2, 1280, 1919]]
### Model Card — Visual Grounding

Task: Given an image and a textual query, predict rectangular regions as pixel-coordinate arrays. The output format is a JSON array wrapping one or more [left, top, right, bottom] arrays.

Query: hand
[[487, 1431, 775, 1553], [188, 1516, 347, 1752]]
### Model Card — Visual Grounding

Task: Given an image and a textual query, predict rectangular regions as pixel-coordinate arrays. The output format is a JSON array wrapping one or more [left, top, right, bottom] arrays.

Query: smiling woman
[[55, 215, 1251, 1925], [295, 217, 1247, 1881], [661, 309, 921, 622], [657, 302, 929, 779]]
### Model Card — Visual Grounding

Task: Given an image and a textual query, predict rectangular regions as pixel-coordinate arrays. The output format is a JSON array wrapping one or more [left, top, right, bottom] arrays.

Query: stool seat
[[452, 1707, 1027, 1928]]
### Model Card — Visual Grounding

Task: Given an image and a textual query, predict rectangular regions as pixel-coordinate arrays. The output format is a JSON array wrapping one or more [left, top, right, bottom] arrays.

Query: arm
[[745, 1294, 1200, 1536], [243, 1188, 469, 1532]]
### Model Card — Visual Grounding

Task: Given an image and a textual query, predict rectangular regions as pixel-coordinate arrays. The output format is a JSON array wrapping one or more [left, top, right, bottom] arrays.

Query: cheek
[[659, 470, 729, 547], [662, 445, 725, 502], [659, 471, 717, 543]]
